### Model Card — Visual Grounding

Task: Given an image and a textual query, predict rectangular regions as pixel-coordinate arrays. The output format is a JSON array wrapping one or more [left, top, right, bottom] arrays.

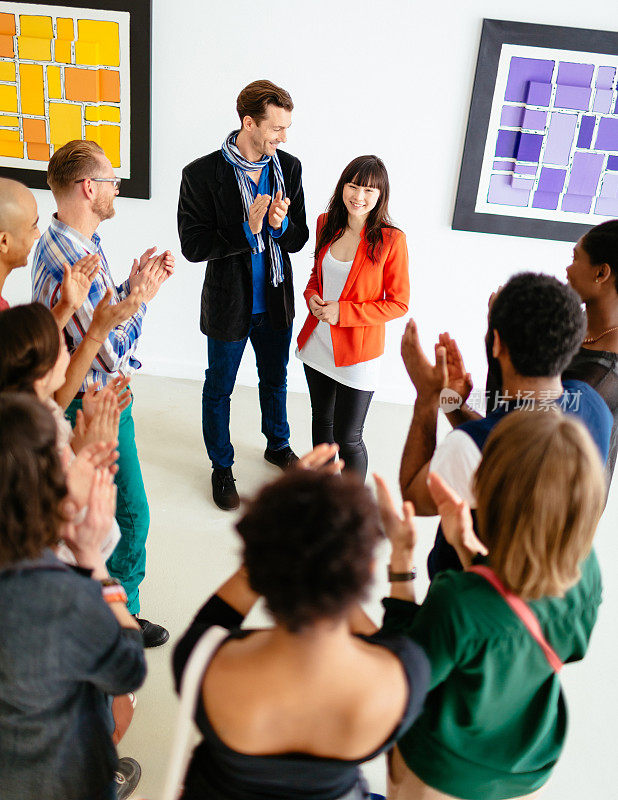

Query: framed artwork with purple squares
[[452, 19, 618, 242]]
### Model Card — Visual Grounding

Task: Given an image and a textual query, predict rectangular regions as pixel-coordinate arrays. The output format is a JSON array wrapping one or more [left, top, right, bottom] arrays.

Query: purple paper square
[[543, 113, 577, 165], [596, 67, 616, 89], [567, 152, 603, 195], [521, 109, 547, 131], [493, 160, 515, 171], [557, 62, 594, 87], [513, 164, 538, 176], [562, 194, 592, 214], [500, 105, 524, 127], [595, 118, 618, 151], [593, 89, 613, 114], [607, 156, 618, 170], [527, 81, 552, 106], [516, 133, 543, 163], [600, 174, 618, 199], [577, 116, 596, 149], [537, 167, 566, 193], [487, 174, 531, 207], [495, 129, 521, 159], [532, 191, 560, 210], [506, 57, 555, 103], [554, 84, 591, 111], [594, 197, 618, 216], [511, 176, 534, 190]]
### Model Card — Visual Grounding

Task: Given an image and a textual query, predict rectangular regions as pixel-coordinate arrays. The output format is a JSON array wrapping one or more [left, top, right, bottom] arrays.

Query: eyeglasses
[[74, 177, 122, 189]]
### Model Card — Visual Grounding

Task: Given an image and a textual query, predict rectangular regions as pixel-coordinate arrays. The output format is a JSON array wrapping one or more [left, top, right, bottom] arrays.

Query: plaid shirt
[[32, 215, 147, 390]]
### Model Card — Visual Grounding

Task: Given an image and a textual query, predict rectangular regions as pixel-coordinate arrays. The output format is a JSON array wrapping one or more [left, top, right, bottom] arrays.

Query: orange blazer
[[297, 214, 410, 367]]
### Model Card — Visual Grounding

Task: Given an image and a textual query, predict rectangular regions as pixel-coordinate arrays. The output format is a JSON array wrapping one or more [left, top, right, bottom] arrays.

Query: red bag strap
[[468, 565, 563, 673]]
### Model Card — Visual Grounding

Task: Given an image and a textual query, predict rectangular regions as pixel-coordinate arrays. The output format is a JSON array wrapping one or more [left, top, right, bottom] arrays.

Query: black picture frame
[[452, 18, 618, 242], [0, 0, 151, 199]]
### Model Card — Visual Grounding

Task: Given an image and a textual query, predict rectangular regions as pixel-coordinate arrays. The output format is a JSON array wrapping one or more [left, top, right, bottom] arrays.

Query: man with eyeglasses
[[32, 139, 174, 649]]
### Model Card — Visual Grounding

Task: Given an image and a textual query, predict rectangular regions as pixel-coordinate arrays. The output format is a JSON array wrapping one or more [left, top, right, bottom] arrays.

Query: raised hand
[[427, 472, 488, 566], [401, 318, 447, 403], [374, 474, 417, 554], [72, 391, 120, 454], [438, 332, 473, 404], [129, 246, 156, 288], [268, 189, 291, 230], [89, 285, 145, 343], [128, 251, 172, 303], [59, 253, 101, 312], [297, 443, 343, 474], [248, 194, 270, 235]]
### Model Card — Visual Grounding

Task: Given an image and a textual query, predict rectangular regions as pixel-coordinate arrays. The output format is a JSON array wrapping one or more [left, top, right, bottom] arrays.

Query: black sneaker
[[134, 616, 170, 648], [264, 446, 299, 470], [114, 756, 141, 800], [212, 466, 240, 510]]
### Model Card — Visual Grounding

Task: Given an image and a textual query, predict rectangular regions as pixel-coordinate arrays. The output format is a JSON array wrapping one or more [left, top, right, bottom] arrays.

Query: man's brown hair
[[474, 409, 605, 601], [47, 139, 105, 195], [236, 80, 293, 125]]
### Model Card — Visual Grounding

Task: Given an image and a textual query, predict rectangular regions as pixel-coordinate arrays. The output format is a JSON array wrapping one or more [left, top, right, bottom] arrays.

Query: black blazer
[[178, 149, 309, 340]]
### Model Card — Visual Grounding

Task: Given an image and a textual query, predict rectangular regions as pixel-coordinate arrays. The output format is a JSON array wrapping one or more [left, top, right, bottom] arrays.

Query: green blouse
[[381, 552, 602, 800]]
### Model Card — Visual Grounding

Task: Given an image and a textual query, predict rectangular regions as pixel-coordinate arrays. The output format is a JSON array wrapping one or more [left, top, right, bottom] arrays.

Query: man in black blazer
[[178, 80, 308, 510]]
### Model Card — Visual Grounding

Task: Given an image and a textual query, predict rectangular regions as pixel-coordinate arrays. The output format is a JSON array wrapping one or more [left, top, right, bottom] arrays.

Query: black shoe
[[134, 616, 170, 648], [264, 446, 299, 470], [212, 466, 240, 510], [114, 756, 141, 800]]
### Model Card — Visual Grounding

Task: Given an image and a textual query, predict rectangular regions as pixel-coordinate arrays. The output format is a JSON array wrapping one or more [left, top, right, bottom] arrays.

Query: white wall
[[5, 0, 618, 404]]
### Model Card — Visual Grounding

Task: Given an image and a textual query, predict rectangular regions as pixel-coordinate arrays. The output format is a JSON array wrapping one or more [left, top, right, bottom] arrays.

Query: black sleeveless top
[[173, 596, 430, 800]]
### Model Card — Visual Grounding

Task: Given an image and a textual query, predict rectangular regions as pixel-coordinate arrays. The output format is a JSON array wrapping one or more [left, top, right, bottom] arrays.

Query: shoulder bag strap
[[160, 625, 230, 800], [468, 565, 563, 673]]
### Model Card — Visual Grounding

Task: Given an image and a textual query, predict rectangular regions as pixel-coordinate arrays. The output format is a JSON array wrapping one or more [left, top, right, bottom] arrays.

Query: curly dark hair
[[581, 219, 618, 293], [237, 470, 381, 632], [0, 393, 68, 567], [488, 272, 585, 377], [0, 302, 60, 394]]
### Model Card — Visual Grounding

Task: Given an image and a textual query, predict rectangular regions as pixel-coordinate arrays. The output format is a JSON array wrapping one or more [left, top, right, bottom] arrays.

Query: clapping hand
[[268, 190, 291, 230], [297, 443, 343, 474], [129, 249, 174, 303], [82, 376, 131, 421], [62, 468, 117, 574], [427, 472, 488, 567], [65, 441, 119, 511], [72, 390, 120, 454], [374, 474, 417, 553], [90, 286, 145, 342], [248, 194, 270, 235], [438, 332, 473, 404], [59, 253, 101, 312], [401, 318, 447, 403]]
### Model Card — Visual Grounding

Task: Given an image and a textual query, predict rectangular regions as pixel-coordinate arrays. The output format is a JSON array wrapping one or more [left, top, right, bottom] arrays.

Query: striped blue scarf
[[221, 130, 286, 287]]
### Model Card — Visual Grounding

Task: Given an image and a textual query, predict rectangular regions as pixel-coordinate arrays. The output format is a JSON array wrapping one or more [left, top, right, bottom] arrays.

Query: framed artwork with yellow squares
[[0, 0, 151, 198]]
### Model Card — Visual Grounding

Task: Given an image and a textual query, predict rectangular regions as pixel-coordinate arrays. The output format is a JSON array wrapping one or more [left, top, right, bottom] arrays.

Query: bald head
[[0, 178, 40, 273]]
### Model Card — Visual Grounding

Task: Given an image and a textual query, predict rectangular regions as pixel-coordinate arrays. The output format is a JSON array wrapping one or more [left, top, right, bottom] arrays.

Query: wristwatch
[[387, 566, 417, 582]]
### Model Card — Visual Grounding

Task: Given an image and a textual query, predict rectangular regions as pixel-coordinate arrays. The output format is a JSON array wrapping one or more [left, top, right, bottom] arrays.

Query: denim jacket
[[0, 549, 147, 800]]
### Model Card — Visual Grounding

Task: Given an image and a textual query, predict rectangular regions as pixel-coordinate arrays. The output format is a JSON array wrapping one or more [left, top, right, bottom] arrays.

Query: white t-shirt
[[429, 429, 482, 508], [296, 247, 381, 391]]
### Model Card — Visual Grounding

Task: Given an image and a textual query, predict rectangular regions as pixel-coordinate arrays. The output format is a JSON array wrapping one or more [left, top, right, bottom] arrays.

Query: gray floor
[[122, 375, 618, 799]]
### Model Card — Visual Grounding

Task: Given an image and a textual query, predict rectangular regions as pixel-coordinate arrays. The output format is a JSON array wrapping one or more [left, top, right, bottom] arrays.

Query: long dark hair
[[315, 155, 395, 263], [0, 302, 60, 394]]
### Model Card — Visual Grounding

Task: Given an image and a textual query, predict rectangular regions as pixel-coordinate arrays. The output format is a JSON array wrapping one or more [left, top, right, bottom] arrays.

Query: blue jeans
[[202, 313, 293, 469]]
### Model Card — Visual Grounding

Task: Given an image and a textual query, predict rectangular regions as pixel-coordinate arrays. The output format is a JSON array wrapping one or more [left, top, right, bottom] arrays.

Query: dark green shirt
[[381, 552, 602, 800]]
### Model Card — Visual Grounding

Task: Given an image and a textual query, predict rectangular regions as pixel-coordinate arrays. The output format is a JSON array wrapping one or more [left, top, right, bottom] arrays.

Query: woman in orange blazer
[[296, 155, 409, 479]]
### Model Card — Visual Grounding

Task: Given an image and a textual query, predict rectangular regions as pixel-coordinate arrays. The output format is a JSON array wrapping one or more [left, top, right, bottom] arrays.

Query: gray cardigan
[[0, 549, 147, 800]]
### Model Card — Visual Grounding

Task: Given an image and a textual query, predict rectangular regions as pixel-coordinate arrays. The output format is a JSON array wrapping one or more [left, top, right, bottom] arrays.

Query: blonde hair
[[474, 409, 605, 600], [47, 139, 105, 196]]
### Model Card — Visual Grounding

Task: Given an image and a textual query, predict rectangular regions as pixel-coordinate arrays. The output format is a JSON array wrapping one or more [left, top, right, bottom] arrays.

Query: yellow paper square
[[0, 115, 19, 126], [0, 140, 24, 158], [0, 61, 15, 81], [0, 128, 19, 141], [49, 102, 82, 146], [76, 20, 119, 67], [19, 64, 45, 116], [19, 15, 53, 38], [56, 18, 74, 40], [18, 35, 52, 61], [54, 39, 72, 63], [47, 66, 62, 99], [85, 123, 120, 167], [85, 104, 121, 123], [0, 84, 18, 113]]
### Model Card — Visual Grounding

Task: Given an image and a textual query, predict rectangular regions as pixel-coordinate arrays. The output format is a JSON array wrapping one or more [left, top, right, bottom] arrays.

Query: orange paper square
[[99, 69, 120, 103], [27, 142, 50, 161], [0, 34, 14, 57], [23, 118, 47, 144], [65, 68, 99, 102], [0, 13, 16, 36]]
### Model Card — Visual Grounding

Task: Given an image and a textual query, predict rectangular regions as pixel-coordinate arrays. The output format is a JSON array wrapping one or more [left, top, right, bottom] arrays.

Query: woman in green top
[[375, 410, 605, 800]]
